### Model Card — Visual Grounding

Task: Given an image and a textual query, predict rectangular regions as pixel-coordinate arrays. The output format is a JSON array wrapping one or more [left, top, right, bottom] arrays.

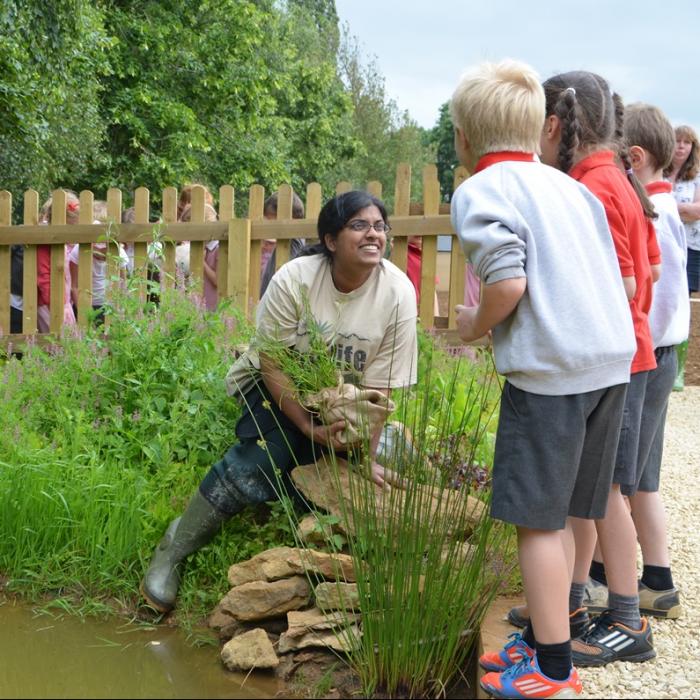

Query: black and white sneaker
[[571, 610, 655, 667]]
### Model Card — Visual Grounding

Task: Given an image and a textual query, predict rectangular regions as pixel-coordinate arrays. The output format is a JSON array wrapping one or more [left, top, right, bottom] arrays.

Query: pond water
[[0, 598, 278, 699]]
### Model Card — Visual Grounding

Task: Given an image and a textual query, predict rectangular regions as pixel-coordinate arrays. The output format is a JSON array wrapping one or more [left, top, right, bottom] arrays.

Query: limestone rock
[[221, 576, 311, 621], [296, 514, 337, 546], [208, 603, 236, 631], [220, 628, 279, 671], [291, 457, 486, 541], [314, 582, 360, 611], [286, 607, 360, 639], [227, 546, 298, 586], [278, 624, 362, 653], [228, 546, 356, 587]]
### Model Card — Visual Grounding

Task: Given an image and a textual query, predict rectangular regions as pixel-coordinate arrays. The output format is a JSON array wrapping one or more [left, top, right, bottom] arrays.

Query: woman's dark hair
[[543, 71, 656, 219], [299, 190, 388, 259]]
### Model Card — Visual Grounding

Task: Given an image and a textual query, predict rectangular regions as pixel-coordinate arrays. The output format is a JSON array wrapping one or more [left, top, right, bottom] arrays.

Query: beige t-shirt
[[226, 254, 418, 397]]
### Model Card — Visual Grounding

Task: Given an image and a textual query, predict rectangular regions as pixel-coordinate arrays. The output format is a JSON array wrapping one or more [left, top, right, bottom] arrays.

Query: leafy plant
[[254, 289, 345, 402], [0, 280, 294, 625]]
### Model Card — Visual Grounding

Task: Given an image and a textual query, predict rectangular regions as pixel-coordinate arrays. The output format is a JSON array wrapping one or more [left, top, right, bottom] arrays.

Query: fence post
[[22, 190, 39, 334], [217, 185, 235, 300], [49, 189, 67, 334], [162, 186, 178, 289], [392, 163, 411, 273], [133, 187, 150, 303], [306, 183, 322, 220], [77, 190, 95, 328], [247, 185, 265, 305], [448, 167, 469, 329], [228, 218, 251, 316], [187, 185, 205, 291], [275, 184, 293, 270], [420, 164, 440, 327], [0, 191, 11, 337], [367, 181, 382, 199]]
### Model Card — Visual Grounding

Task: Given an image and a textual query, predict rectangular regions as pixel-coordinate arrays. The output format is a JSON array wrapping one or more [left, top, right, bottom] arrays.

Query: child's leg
[[629, 490, 669, 567], [570, 516, 598, 585], [518, 526, 570, 644], [595, 485, 639, 597]]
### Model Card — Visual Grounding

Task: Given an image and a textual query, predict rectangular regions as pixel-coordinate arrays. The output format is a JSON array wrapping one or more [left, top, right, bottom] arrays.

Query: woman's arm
[[259, 354, 347, 450], [677, 182, 700, 222]]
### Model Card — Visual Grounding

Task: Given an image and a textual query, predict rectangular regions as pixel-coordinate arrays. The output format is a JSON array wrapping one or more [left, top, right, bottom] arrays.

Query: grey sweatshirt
[[451, 159, 636, 395]]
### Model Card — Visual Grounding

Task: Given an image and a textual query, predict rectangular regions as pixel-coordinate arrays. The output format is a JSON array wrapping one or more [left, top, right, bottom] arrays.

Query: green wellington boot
[[673, 340, 688, 392], [141, 491, 229, 613]]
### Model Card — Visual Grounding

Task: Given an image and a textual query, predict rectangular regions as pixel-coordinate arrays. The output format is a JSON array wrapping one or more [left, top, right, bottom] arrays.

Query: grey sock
[[608, 591, 642, 630], [569, 581, 586, 612]]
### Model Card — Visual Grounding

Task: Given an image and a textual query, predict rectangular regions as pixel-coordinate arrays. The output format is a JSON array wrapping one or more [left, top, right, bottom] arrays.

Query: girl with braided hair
[[508, 71, 661, 668]]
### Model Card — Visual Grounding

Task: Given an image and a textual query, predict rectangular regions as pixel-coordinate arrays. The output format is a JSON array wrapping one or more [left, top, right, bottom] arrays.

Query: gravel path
[[578, 387, 700, 698]]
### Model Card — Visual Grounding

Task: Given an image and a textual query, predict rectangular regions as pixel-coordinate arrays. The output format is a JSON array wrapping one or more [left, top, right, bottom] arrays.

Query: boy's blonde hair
[[623, 103, 675, 172], [450, 59, 545, 158]]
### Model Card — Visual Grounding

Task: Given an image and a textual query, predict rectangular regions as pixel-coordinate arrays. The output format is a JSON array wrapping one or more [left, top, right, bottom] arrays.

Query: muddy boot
[[141, 491, 231, 613], [673, 340, 688, 392]]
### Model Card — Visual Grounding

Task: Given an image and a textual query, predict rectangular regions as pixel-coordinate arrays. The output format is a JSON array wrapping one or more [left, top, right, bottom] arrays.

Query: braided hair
[[543, 71, 656, 219]]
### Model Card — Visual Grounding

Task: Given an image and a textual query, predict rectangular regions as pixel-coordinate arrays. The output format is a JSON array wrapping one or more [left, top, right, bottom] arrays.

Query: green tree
[[0, 1, 111, 209], [330, 29, 434, 206], [93, 0, 356, 204], [430, 101, 460, 200]]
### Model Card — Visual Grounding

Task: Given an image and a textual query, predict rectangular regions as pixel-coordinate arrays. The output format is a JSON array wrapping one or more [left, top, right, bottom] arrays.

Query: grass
[[0, 266, 516, 697]]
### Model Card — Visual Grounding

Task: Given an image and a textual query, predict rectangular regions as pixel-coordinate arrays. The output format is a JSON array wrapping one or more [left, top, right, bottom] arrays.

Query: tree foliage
[[0, 0, 436, 212], [430, 101, 461, 200], [0, 1, 111, 206], [330, 30, 434, 205]]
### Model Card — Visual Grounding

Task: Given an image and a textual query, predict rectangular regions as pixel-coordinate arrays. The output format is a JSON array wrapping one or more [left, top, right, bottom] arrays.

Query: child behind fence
[[179, 202, 219, 310], [36, 193, 79, 333], [68, 200, 129, 324]]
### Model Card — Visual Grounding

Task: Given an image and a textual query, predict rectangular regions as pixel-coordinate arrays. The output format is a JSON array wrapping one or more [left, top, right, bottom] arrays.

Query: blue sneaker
[[479, 632, 535, 672], [481, 655, 582, 699]]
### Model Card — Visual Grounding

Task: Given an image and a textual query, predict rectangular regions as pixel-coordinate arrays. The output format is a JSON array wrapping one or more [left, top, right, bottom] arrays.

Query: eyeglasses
[[346, 219, 391, 234]]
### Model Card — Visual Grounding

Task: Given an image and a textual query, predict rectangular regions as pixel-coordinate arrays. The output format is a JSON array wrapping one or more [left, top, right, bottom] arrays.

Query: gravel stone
[[578, 388, 700, 698]]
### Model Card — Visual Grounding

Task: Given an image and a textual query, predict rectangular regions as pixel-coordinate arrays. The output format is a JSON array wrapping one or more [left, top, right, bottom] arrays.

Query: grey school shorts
[[622, 346, 678, 496], [490, 381, 627, 530], [613, 370, 650, 487]]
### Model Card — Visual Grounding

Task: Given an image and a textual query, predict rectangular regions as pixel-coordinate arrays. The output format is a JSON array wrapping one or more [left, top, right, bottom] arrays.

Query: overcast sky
[[335, 1, 700, 134]]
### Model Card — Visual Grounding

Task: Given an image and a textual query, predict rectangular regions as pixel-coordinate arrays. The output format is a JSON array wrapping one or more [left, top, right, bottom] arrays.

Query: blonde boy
[[450, 60, 637, 698]]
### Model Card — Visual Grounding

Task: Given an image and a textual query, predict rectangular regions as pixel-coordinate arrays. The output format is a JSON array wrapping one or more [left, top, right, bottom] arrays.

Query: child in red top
[[36, 192, 79, 333], [535, 71, 659, 666]]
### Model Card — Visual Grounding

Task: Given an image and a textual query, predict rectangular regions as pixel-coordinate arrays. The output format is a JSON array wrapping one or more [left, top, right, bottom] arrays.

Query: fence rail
[[0, 163, 471, 346]]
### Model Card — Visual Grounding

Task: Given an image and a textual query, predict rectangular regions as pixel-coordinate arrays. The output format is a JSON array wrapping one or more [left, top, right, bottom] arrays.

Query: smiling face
[[324, 205, 387, 273]]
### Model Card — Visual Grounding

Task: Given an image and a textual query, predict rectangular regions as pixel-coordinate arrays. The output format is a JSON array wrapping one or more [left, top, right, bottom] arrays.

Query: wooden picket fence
[[0, 163, 470, 347]]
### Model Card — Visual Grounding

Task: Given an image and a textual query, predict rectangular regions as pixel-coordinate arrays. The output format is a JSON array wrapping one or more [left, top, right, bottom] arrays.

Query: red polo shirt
[[569, 150, 660, 373]]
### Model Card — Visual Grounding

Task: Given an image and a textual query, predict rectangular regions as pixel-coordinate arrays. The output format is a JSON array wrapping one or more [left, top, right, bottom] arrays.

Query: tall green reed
[[275, 336, 512, 698]]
